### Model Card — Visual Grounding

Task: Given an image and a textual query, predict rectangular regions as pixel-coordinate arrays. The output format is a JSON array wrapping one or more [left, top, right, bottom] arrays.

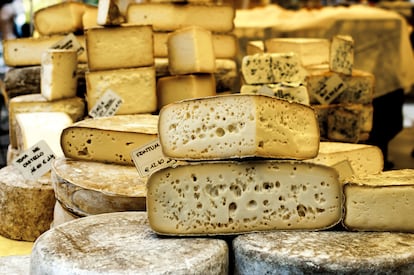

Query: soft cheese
[[158, 94, 320, 160]]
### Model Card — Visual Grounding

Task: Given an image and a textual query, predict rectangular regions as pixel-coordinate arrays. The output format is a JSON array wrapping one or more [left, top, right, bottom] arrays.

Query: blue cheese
[[329, 35, 354, 76]]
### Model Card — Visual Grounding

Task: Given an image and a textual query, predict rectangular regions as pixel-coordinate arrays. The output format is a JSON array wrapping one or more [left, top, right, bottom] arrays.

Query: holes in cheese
[[146, 160, 342, 235]]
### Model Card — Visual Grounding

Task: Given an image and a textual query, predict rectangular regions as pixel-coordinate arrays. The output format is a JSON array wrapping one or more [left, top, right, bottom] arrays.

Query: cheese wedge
[[52, 157, 147, 217], [343, 169, 414, 232], [240, 83, 310, 105], [86, 66, 157, 115], [51, 201, 79, 228], [158, 94, 320, 160], [330, 35, 354, 76], [126, 3, 235, 32], [85, 25, 153, 71], [60, 114, 158, 165], [97, 0, 135, 26], [246, 40, 264, 55], [147, 160, 341, 235]]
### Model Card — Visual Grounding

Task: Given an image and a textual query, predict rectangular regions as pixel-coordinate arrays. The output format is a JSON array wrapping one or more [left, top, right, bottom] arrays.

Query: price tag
[[50, 33, 84, 55], [88, 90, 123, 118], [131, 139, 180, 177], [314, 74, 347, 105], [12, 140, 56, 181]]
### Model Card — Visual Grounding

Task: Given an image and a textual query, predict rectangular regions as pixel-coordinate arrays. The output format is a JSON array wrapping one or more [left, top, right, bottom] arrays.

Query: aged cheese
[[85, 25, 153, 71], [246, 40, 264, 55], [34, 2, 91, 35], [240, 83, 310, 105], [344, 169, 414, 232], [330, 35, 354, 76], [306, 142, 383, 180], [159, 94, 319, 160], [126, 3, 235, 32], [86, 66, 157, 115], [15, 112, 73, 157], [265, 38, 330, 67], [154, 31, 237, 58], [0, 255, 31, 274], [0, 166, 55, 241], [241, 53, 307, 84], [8, 94, 85, 149], [147, 160, 341, 235], [60, 114, 158, 165], [51, 201, 79, 228], [168, 26, 215, 75], [97, 0, 135, 26], [30, 212, 228, 274], [3, 35, 87, 67], [41, 49, 78, 101], [234, 231, 414, 274], [337, 69, 375, 104], [82, 5, 98, 30], [157, 74, 216, 109], [52, 157, 147, 217]]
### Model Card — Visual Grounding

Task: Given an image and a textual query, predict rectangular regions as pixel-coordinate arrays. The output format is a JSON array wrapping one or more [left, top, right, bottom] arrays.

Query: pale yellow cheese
[[246, 40, 265, 55], [240, 83, 310, 105], [157, 74, 216, 109], [0, 236, 33, 256], [60, 114, 158, 165], [82, 5, 99, 30], [86, 66, 157, 115]]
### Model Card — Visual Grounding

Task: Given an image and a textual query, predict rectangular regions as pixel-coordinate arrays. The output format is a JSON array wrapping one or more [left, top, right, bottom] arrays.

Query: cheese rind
[[147, 160, 341, 235], [60, 114, 158, 165], [30, 212, 229, 274], [52, 157, 147, 217], [51, 201, 79, 228], [158, 94, 320, 160]]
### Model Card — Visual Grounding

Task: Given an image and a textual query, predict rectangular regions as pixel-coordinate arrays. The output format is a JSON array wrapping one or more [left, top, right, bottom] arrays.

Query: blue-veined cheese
[[240, 83, 310, 105], [329, 35, 354, 76]]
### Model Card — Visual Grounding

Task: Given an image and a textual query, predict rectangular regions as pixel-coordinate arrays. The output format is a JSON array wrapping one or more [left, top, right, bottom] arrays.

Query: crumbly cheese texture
[[158, 94, 320, 160], [86, 66, 157, 115], [147, 161, 341, 235], [265, 38, 330, 67], [0, 166, 55, 241], [51, 157, 147, 217], [60, 114, 158, 165], [167, 26, 216, 75], [86, 25, 153, 71], [157, 74, 216, 109], [240, 83, 310, 105], [344, 169, 414, 232], [30, 212, 228, 275], [126, 3, 235, 32], [41, 49, 78, 101], [241, 53, 307, 84], [97, 0, 134, 26], [329, 35, 354, 76]]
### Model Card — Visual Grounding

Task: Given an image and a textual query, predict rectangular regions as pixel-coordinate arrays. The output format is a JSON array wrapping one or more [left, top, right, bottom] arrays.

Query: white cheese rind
[[51, 201, 79, 228], [158, 94, 320, 160], [147, 160, 341, 235], [0, 255, 31, 274], [30, 212, 229, 275], [97, 0, 135, 26]]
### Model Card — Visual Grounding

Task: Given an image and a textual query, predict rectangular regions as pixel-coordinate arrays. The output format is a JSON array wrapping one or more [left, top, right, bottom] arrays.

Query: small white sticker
[[50, 33, 84, 55], [131, 139, 180, 177], [88, 90, 123, 118], [314, 74, 347, 104], [12, 140, 56, 181]]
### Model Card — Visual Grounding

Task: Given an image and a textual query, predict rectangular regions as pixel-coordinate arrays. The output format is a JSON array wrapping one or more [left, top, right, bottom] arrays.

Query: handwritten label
[[88, 90, 123, 118], [50, 33, 84, 55], [12, 140, 56, 181], [314, 74, 347, 105], [131, 139, 180, 177]]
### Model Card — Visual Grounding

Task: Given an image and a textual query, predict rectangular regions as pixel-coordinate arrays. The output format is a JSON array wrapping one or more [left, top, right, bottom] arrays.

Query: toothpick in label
[[88, 89, 123, 118]]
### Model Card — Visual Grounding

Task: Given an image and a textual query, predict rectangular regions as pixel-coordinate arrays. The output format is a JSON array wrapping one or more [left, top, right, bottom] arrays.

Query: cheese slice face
[[240, 83, 310, 105], [86, 66, 157, 115], [246, 40, 265, 55], [329, 35, 354, 76], [344, 169, 414, 232], [60, 114, 158, 165], [41, 49, 78, 101], [147, 160, 341, 235], [158, 94, 320, 160], [97, 0, 135, 26]]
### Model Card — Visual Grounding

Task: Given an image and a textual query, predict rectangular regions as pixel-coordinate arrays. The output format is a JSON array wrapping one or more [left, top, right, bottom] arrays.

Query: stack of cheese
[[246, 36, 374, 143]]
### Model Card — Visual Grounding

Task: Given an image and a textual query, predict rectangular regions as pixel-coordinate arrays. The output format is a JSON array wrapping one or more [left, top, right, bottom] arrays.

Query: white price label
[[131, 139, 180, 177], [88, 90, 123, 118], [12, 140, 56, 181], [314, 74, 347, 105], [50, 33, 84, 55]]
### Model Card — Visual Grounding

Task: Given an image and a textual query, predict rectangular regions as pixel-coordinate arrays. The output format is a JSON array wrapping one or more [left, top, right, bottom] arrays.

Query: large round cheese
[[31, 212, 228, 274], [0, 165, 55, 241], [52, 157, 146, 217], [233, 231, 414, 274]]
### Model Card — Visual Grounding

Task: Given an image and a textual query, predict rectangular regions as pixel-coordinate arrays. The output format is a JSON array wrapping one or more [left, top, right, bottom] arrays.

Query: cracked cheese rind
[[51, 157, 146, 217], [147, 160, 341, 235], [158, 94, 320, 160], [30, 212, 228, 275], [343, 169, 414, 232], [60, 114, 158, 165]]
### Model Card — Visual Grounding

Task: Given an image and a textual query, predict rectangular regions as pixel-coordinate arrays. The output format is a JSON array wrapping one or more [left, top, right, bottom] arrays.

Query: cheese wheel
[[51, 200, 80, 228], [31, 212, 228, 274], [233, 231, 414, 274], [0, 166, 55, 241], [0, 255, 31, 274], [52, 157, 147, 217]]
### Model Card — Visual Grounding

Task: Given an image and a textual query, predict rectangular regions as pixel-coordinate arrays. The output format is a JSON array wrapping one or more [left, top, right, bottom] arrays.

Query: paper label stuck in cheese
[[50, 33, 84, 56], [88, 90, 123, 118]]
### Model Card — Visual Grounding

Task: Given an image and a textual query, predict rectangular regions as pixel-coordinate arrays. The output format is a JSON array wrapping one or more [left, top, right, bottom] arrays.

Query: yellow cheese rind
[[158, 94, 320, 160], [147, 160, 342, 235], [60, 114, 158, 165]]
